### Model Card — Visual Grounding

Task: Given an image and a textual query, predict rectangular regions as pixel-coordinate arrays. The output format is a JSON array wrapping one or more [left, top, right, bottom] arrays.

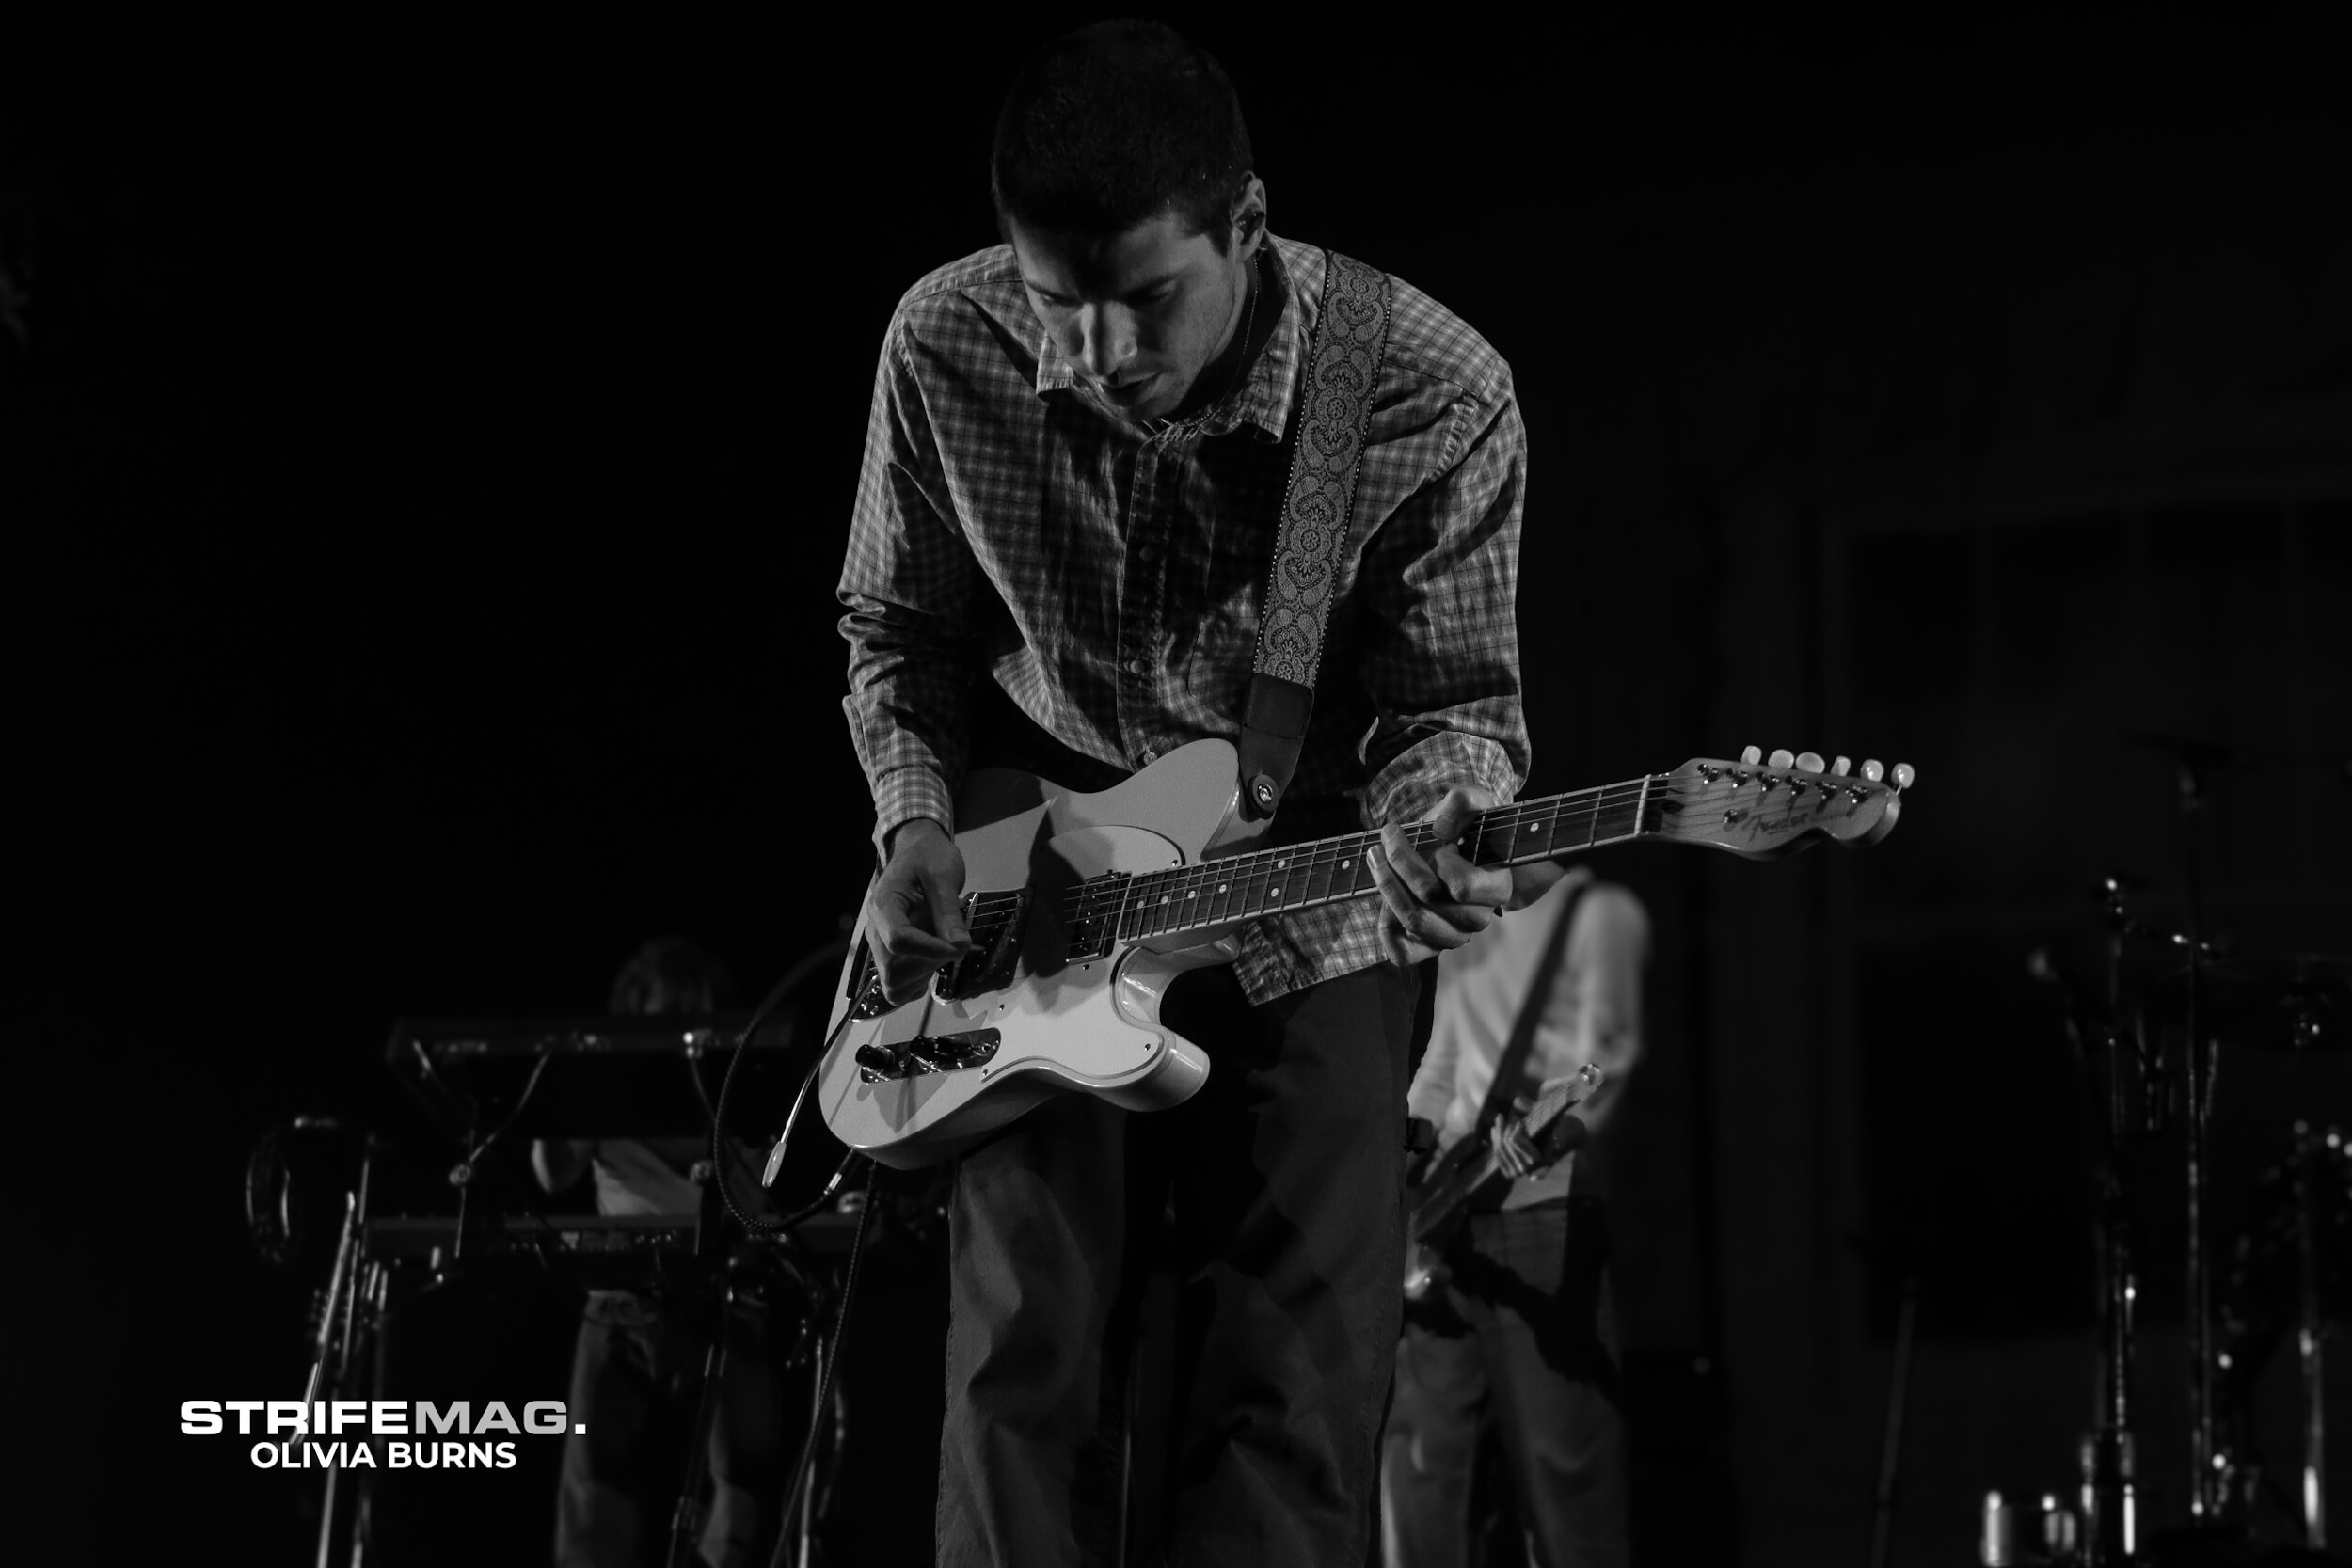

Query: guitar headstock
[[1657, 746, 1912, 859], [1524, 1063, 1603, 1134]]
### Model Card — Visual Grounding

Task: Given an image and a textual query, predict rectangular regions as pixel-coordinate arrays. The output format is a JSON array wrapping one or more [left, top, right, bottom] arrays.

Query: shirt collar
[[1031, 233, 1308, 444]]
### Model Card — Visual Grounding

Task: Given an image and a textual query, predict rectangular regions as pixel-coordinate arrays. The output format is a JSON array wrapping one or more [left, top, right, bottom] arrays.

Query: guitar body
[[1402, 1146, 1492, 1303], [1401, 1063, 1602, 1301], [818, 740, 1263, 1170]]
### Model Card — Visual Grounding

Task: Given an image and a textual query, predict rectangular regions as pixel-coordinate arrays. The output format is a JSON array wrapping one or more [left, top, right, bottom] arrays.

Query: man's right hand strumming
[[868, 817, 974, 1005]]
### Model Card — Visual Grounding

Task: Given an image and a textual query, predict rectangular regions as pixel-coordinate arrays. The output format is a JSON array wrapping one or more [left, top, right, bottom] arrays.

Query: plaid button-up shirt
[[840, 232, 1529, 1002]]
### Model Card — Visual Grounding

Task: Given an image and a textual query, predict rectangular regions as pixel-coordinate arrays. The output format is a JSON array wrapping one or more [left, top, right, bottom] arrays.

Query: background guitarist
[[836, 20, 1569, 1566], [1382, 867, 1651, 1568]]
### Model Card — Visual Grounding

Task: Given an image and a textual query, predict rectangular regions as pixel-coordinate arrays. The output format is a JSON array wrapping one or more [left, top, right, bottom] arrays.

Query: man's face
[[1008, 204, 1254, 425]]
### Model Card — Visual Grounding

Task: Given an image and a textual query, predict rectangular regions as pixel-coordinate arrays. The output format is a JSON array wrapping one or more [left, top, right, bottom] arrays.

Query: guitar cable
[[767, 1163, 877, 1568], [705, 942, 859, 1238], [453, 1050, 555, 1180], [700, 940, 882, 1557]]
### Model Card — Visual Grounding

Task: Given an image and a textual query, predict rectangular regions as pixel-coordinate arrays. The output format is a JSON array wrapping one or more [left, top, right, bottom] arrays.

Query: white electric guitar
[[818, 740, 1911, 1169]]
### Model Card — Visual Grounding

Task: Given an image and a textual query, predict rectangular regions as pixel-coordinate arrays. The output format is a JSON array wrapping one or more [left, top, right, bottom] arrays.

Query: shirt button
[[1126, 656, 1149, 676], [1140, 749, 1159, 767], [1137, 542, 1159, 563]]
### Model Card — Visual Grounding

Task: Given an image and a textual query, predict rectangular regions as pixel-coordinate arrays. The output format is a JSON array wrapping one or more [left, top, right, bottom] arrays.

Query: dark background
[[9, 8, 2347, 1565]]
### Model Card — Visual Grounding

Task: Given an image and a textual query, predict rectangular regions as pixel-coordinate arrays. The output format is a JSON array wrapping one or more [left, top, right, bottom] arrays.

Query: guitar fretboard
[[1109, 775, 1664, 943]]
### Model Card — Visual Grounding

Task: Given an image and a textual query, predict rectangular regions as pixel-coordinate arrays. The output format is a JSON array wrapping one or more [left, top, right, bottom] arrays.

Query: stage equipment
[[294, 1124, 380, 1568], [384, 1010, 801, 1143], [288, 1156, 870, 1568], [2145, 950, 2347, 1550], [2027, 873, 2183, 1564], [246, 1115, 370, 1273], [290, 943, 875, 1567], [2219, 1118, 2348, 1551], [2122, 732, 2347, 1528], [2201, 955, 2346, 1552], [360, 1209, 865, 1275], [384, 1008, 818, 1272], [2153, 955, 2347, 1058], [2022, 884, 2345, 1562], [1976, 734, 2347, 1560]]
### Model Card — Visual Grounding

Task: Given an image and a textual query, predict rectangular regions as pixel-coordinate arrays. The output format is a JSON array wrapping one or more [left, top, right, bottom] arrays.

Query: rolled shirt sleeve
[[1355, 382, 1530, 829]]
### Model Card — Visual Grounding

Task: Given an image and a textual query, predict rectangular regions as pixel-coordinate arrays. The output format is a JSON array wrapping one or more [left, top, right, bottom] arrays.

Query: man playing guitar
[[837, 20, 1556, 1564]]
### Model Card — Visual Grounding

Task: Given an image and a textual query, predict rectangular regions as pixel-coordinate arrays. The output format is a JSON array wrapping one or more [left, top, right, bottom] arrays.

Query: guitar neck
[[1110, 775, 1661, 945]]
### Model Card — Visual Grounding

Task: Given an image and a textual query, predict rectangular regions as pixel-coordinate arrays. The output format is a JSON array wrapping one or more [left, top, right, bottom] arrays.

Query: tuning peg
[[1890, 762, 1915, 791], [1861, 759, 1884, 783], [1768, 748, 1795, 768], [1740, 745, 1762, 766], [1831, 756, 1851, 776], [1795, 751, 1824, 771]]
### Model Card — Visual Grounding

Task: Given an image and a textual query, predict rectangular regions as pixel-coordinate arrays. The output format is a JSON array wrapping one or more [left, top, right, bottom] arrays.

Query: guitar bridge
[[934, 889, 1031, 1001], [855, 1028, 1002, 1082], [844, 886, 1031, 1019]]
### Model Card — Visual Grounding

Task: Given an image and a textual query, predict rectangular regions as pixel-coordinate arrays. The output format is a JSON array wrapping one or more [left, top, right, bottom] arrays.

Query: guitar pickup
[[933, 890, 1031, 1001], [856, 1028, 1002, 1082], [1065, 872, 1129, 960]]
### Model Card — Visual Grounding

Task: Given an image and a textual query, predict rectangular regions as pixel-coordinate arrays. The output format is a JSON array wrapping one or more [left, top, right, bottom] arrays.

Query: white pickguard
[[816, 741, 1251, 1168]]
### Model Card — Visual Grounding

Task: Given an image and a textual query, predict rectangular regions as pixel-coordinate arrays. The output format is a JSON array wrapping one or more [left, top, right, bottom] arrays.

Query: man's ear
[[1231, 173, 1268, 255]]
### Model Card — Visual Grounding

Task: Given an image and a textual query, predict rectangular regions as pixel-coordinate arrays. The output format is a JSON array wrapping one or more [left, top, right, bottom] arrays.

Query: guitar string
[[1037, 780, 1890, 942], [946, 766, 1896, 935], [1097, 810, 1654, 937], [941, 778, 1890, 934], [1104, 792, 1892, 938], [1077, 777, 1856, 887], [951, 784, 1666, 929]]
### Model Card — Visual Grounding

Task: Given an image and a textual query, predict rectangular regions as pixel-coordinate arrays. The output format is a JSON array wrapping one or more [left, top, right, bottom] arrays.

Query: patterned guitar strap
[[1235, 249, 1393, 820], [1468, 877, 1590, 1154]]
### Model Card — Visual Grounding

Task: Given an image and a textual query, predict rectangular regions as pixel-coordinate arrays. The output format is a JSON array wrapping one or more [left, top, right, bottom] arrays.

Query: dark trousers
[[1382, 1199, 1628, 1568], [936, 959, 1429, 1568]]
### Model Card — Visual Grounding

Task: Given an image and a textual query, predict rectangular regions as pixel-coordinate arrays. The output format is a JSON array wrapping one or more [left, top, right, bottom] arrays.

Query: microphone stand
[[306, 1136, 379, 1568], [2124, 733, 2237, 1528], [2172, 760, 2219, 1525], [2286, 1001, 2328, 1549], [2058, 881, 2155, 1565]]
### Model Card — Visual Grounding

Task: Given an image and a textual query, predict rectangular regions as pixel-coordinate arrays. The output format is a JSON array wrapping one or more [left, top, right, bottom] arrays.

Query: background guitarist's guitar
[[818, 740, 1911, 1169], [1401, 1063, 1604, 1302]]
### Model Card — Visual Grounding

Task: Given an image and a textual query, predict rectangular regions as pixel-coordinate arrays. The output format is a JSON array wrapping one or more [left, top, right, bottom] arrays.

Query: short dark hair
[[992, 20, 1253, 252]]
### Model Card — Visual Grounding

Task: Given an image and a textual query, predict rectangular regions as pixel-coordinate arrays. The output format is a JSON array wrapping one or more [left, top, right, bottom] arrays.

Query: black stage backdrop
[[9, 10, 2347, 1566]]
